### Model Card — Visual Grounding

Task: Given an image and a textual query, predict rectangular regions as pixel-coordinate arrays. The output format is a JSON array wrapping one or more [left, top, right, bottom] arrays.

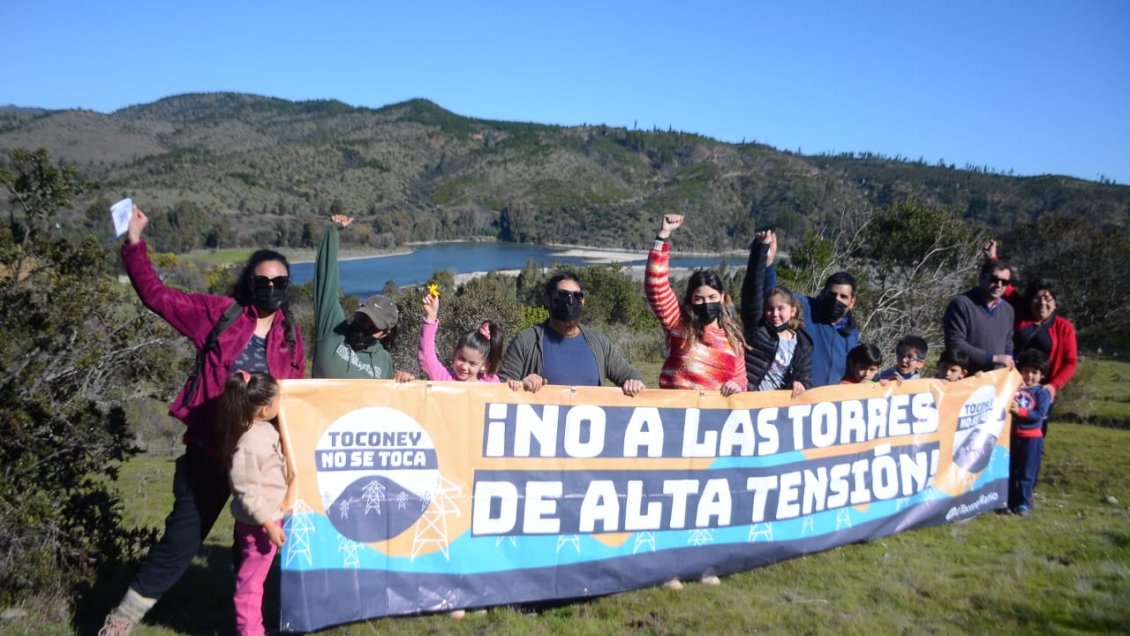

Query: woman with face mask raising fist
[[102, 205, 305, 636], [645, 214, 747, 397]]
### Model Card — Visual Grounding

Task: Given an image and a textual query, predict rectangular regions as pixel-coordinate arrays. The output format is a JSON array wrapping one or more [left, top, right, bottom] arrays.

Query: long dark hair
[[218, 371, 280, 469], [455, 321, 505, 376], [229, 249, 297, 357], [678, 269, 746, 354]]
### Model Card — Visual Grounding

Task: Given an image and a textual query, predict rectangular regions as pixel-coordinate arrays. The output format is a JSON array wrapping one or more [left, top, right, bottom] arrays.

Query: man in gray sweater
[[501, 271, 645, 396], [943, 260, 1016, 374]]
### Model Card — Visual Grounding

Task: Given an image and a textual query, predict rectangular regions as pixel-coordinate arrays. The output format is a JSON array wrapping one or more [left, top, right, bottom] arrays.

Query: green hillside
[[2, 92, 1128, 252]]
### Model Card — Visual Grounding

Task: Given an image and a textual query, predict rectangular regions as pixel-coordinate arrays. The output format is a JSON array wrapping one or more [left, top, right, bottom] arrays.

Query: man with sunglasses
[[501, 272, 645, 396], [942, 260, 1016, 374]]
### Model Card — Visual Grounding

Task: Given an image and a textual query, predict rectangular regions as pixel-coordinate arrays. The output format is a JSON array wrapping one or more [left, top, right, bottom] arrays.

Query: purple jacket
[[122, 240, 306, 444]]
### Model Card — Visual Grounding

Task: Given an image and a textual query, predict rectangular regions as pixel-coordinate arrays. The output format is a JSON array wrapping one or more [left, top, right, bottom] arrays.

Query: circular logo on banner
[[314, 406, 439, 543], [951, 385, 1004, 474]]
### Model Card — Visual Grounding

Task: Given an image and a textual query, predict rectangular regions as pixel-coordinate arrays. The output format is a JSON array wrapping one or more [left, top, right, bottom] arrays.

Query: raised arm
[[741, 232, 773, 330], [313, 217, 351, 340], [417, 294, 454, 381], [645, 214, 685, 334], [121, 205, 229, 345]]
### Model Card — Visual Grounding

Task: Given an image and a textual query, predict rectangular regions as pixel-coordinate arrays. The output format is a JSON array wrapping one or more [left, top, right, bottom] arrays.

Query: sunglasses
[[986, 275, 1011, 286], [554, 290, 585, 301], [251, 275, 289, 290]]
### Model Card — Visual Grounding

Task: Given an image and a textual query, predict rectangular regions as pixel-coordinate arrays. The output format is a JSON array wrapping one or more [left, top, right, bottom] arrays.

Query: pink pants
[[233, 520, 281, 636]]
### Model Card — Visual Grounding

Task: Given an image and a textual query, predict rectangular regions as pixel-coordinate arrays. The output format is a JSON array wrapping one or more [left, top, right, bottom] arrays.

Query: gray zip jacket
[[500, 321, 643, 387]]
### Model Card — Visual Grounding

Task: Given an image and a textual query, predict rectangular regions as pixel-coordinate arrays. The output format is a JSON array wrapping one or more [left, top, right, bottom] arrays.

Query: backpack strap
[[184, 301, 245, 403]]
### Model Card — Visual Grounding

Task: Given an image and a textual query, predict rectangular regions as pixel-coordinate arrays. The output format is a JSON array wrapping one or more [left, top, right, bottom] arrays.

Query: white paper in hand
[[110, 198, 132, 238]]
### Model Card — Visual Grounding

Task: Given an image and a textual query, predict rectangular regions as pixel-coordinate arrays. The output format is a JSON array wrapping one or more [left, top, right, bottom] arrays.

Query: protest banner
[[275, 369, 1019, 632]]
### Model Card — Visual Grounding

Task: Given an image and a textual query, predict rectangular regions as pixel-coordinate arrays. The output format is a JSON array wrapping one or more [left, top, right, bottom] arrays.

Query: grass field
[[17, 360, 1130, 635]]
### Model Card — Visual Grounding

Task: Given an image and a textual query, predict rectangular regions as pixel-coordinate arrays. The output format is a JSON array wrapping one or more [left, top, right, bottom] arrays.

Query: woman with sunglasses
[[312, 215, 401, 379], [102, 205, 305, 636]]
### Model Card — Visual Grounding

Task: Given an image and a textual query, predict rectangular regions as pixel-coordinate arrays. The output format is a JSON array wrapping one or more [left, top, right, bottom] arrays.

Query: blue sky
[[4, 1, 1129, 183]]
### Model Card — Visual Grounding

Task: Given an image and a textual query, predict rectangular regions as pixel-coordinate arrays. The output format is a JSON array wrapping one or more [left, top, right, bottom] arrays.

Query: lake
[[289, 242, 742, 298]]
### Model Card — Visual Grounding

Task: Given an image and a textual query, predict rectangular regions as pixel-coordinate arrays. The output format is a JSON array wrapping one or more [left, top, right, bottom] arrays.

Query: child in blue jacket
[[1008, 349, 1053, 515]]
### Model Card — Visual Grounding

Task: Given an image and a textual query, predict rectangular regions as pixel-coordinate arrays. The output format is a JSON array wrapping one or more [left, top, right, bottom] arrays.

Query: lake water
[[289, 242, 741, 298]]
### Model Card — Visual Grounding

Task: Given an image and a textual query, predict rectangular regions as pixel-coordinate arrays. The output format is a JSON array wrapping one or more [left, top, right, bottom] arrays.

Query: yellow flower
[[427, 283, 440, 298]]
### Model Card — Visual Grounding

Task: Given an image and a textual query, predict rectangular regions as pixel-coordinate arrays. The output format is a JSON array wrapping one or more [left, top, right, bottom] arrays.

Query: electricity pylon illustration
[[556, 534, 581, 554], [411, 474, 462, 561], [338, 535, 361, 569], [633, 531, 656, 554], [801, 515, 816, 535], [688, 528, 714, 546], [362, 480, 386, 515], [284, 499, 315, 567], [748, 522, 773, 542]]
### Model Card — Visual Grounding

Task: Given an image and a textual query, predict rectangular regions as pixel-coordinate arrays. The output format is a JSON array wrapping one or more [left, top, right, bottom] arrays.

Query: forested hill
[[2, 92, 1128, 252]]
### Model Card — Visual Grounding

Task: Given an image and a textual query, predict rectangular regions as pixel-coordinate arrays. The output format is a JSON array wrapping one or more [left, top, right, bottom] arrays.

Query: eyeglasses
[[898, 353, 925, 362], [554, 290, 585, 301], [986, 275, 1011, 286], [251, 275, 289, 290]]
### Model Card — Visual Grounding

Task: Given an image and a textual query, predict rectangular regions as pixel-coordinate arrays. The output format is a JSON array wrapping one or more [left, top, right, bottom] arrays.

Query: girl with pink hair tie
[[413, 291, 505, 383]]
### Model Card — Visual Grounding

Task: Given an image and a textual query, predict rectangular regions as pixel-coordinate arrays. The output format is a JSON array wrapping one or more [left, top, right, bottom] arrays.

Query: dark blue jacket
[[765, 265, 859, 387]]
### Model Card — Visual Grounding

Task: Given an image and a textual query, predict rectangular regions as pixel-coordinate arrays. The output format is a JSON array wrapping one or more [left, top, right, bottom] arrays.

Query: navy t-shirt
[[541, 329, 600, 386], [232, 334, 270, 374]]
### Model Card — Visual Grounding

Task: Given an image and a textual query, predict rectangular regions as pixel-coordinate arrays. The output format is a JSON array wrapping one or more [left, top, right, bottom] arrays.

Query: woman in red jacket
[[1012, 279, 1078, 402], [101, 205, 306, 636]]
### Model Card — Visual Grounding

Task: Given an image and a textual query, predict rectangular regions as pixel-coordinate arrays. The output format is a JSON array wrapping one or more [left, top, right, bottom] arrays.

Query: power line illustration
[[688, 529, 714, 546], [495, 534, 517, 548], [748, 522, 773, 542], [396, 491, 409, 510], [556, 534, 581, 554], [362, 480, 386, 515], [801, 515, 816, 536], [284, 499, 315, 567], [835, 508, 853, 530], [410, 474, 462, 561], [633, 531, 656, 554], [337, 499, 351, 520], [338, 535, 361, 569]]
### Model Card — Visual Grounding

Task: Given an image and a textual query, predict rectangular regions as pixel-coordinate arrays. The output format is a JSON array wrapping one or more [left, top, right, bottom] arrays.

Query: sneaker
[[1016, 505, 1032, 516], [448, 609, 466, 619], [662, 578, 684, 591], [98, 614, 136, 636], [700, 575, 721, 586]]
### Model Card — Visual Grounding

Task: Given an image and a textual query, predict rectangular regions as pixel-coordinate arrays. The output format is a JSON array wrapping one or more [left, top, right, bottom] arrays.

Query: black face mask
[[549, 297, 583, 322], [822, 296, 848, 323], [344, 322, 379, 351], [773, 321, 791, 333], [252, 286, 287, 313], [691, 301, 723, 324]]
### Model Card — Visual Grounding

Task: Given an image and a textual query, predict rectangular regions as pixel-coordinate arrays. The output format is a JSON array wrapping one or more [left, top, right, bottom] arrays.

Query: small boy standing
[[875, 336, 928, 382], [936, 348, 973, 382], [1008, 349, 1053, 515]]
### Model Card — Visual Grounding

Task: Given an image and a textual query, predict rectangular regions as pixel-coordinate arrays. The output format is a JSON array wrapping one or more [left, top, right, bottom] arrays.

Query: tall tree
[[0, 149, 169, 603]]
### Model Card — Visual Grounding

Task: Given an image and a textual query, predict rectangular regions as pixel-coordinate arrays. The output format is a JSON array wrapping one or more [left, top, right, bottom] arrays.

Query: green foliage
[[0, 149, 167, 604], [1000, 213, 1130, 334], [390, 274, 524, 377], [578, 266, 658, 332], [8, 92, 1127, 257]]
